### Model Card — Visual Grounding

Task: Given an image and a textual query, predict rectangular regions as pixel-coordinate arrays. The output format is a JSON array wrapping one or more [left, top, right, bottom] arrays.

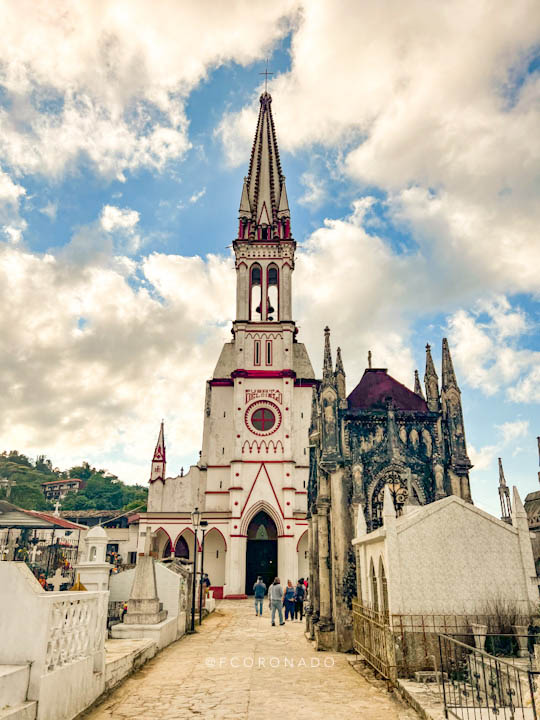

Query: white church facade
[[139, 91, 316, 598]]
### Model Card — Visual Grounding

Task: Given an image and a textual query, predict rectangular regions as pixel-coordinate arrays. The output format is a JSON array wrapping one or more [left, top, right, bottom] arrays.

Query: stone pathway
[[86, 600, 419, 720]]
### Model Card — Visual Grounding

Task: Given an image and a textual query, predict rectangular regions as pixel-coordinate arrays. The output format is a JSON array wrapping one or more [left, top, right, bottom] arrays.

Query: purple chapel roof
[[347, 369, 429, 412]]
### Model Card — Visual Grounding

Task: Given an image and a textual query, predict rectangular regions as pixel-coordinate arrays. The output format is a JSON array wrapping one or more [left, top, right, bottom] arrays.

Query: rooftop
[[347, 368, 429, 413]]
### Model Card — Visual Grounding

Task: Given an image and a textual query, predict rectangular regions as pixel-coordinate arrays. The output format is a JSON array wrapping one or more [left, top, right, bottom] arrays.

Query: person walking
[[283, 579, 295, 621], [253, 576, 266, 616], [294, 578, 305, 621], [269, 577, 284, 626]]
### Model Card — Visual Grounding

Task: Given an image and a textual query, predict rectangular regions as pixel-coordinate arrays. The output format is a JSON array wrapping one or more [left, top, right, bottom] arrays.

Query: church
[[306, 329, 473, 650], [140, 91, 316, 598]]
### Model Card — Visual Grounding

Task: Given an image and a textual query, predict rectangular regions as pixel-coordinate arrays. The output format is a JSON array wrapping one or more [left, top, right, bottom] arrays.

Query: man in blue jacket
[[253, 576, 266, 616]]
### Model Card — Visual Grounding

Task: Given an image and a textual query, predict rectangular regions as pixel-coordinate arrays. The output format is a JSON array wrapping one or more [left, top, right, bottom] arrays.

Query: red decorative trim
[[205, 491, 229, 494], [172, 527, 201, 551], [265, 338, 273, 366], [229, 534, 248, 538], [207, 464, 231, 468], [296, 522, 309, 525], [295, 490, 307, 495], [254, 339, 261, 366], [209, 379, 234, 387], [239, 464, 286, 526], [205, 527, 228, 551], [296, 529, 308, 551], [282, 487, 296, 491], [224, 594, 248, 599], [232, 369, 295, 379], [278, 534, 294, 538], [229, 486, 243, 490]]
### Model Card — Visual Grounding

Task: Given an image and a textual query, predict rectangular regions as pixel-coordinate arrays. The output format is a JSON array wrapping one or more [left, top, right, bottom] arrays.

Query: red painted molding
[[229, 486, 243, 490], [209, 379, 234, 387], [205, 491, 229, 494], [278, 534, 294, 538], [207, 464, 231, 468], [282, 486, 296, 491], [295, 490, 308, 495], [224, 594, 248, 599], [231, 369, 296, 379], [229, 533, 248, 538], [296, 529, 308, 551]]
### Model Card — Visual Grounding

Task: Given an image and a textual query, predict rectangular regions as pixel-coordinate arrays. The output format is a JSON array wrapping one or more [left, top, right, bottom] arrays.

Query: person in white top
[[268, 577, 284, 626]]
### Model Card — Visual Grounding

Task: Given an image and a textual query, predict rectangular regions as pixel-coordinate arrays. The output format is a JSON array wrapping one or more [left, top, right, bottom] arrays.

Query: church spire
[[150, 421, 166, 484], [239, 92, 290, 241], [335, 346, 346, 401], [424, 343, 440, 411], [414, 369, 425, 399], [441, 337, 458, 391], [498, 457, 512, 522], [323, 326, 334, 385]]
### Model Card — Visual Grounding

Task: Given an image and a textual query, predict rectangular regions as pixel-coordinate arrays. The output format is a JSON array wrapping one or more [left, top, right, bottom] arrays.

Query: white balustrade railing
[[44, 592, 108, 673]]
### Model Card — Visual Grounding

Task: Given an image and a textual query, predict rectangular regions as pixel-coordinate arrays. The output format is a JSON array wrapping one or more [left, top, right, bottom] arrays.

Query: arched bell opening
[[266, 264, 279, 322], [250, 264, 262, 320]]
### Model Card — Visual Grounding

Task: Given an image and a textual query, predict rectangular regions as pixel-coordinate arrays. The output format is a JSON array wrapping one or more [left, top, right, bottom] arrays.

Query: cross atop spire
[[258, 59, 274, 93], [239, 91, 290, 239]]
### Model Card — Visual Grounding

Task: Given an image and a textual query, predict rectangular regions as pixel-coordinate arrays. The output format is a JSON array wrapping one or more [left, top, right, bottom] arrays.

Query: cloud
[[100, 204, 141, 253], [469, 419, 530, 471], [39, 202, 57, 221], [0, 168, 27, 243], [447, 297, 540, 401], [0, 233, 235, 481], [0, 0, 298, 180], [189, 188, 206, 204], [298, 172, 326, 208]]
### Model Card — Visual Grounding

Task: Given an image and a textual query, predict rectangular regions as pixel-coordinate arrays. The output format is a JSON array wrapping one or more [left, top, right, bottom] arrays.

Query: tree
[[68, 462, 94, 480]]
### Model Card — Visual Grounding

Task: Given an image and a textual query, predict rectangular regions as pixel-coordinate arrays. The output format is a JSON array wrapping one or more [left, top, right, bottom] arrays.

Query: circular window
[[251, 407, 275, 431], [245, 400, 282, 436]]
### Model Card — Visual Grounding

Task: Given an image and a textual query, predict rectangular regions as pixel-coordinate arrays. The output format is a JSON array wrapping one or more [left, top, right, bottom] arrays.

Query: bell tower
[[234, 92, 294, 329]]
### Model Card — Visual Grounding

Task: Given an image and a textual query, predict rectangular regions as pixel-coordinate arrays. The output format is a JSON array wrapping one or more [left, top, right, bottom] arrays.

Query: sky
[[0, 0, 539, 517]]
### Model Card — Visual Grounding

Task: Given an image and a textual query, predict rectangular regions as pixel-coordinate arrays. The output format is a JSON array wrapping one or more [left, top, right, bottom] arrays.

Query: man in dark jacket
[[253, 576, 266, 616], [294, 579, 305, 621]]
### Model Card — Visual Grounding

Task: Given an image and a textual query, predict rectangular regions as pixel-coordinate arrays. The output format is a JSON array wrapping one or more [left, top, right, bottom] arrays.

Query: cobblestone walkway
[[86, 600, 418, 720]]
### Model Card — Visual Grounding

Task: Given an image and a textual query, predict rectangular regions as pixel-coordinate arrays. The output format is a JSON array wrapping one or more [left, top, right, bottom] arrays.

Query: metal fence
[[438, 633, 539, 720], [352, 602, 536, 684], [352, 599, 397, 681]]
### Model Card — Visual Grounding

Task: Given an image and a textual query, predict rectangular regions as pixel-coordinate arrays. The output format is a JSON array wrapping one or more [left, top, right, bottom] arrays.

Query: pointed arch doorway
[[245, 511, 278, 594]]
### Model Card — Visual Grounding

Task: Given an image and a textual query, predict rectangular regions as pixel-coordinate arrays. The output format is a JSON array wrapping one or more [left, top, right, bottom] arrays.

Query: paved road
[[87, 599, 418, 720]]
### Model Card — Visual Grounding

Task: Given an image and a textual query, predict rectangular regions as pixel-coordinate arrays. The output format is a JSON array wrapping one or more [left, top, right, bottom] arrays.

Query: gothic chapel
[[142, 92, 316, 597]]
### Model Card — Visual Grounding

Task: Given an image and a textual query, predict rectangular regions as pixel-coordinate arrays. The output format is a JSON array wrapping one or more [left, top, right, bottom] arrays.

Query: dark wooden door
[[245, 538, 277, 595]]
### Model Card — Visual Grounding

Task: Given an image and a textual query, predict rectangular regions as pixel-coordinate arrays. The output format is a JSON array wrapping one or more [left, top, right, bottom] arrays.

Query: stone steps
[[0, 702, 37, 720], [0, 665, 30, 708]]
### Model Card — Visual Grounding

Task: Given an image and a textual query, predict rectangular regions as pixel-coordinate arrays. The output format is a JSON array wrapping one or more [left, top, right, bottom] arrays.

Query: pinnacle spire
[[150, 421, 166, 484], [441, 338, 459, 391], [424, 343, 439, 411], [498, 457, 512, 522], [498, 457, 506, 487], [335, 346, 345, 376], [241, 92, 289, 239], [323, 326, 334, 385], [414, 369, 425, 399]]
